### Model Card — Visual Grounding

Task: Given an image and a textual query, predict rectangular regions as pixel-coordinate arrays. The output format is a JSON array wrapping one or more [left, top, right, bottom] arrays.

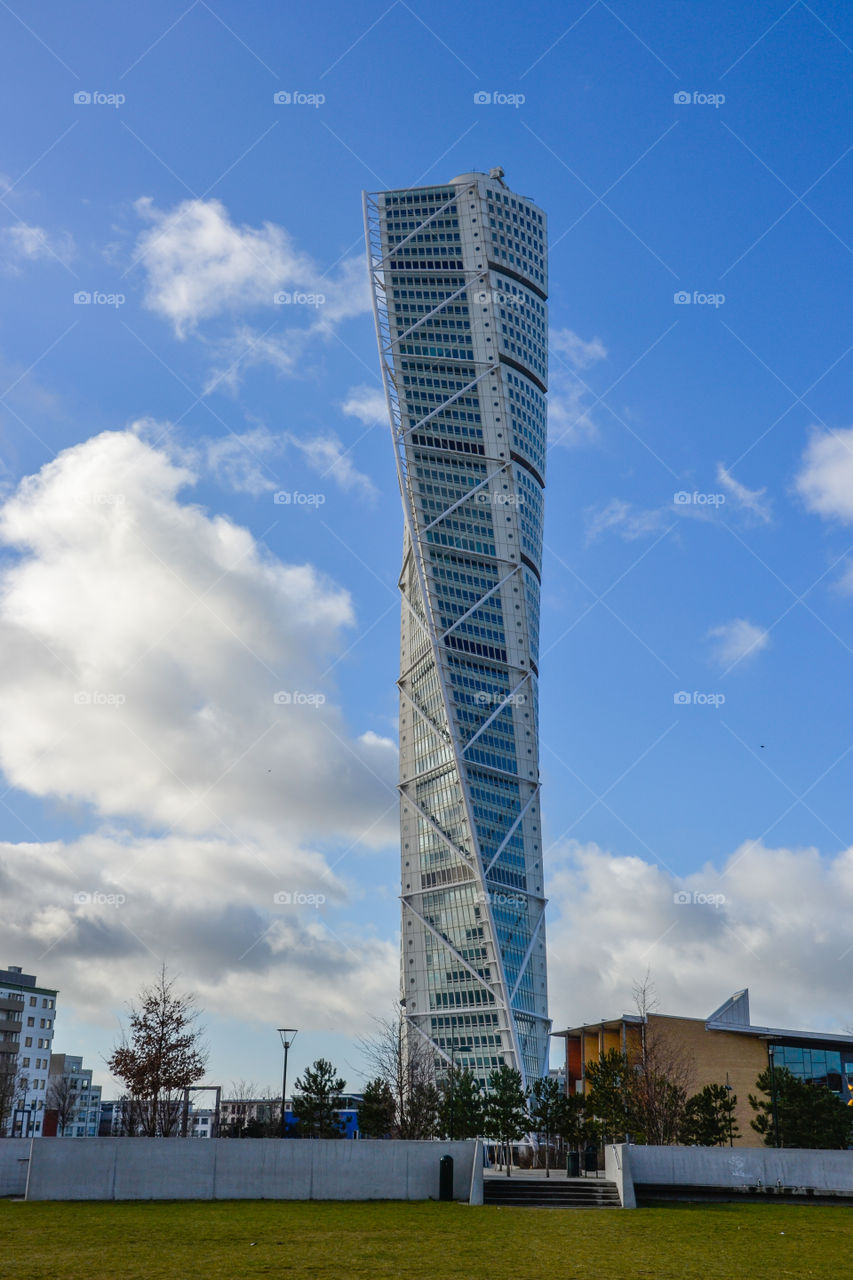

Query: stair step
[[483, 1178, 621, 1209]]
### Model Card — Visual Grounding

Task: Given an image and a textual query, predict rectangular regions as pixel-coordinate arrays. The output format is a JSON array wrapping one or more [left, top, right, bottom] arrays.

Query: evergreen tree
[[680, 1083, 739, 1146], [749, 1066, 853, 1149], [584, 1049, 638, 1143], [485, 1064, 529, 1177], [357, 1077, 396, 1139], [437, 1068, 484, 1140], [528, 1077, 563, 1176], [291, 1059, 346, 1138]]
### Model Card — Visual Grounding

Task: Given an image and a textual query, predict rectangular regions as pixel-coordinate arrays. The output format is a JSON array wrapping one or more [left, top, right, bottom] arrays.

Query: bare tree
[[45, 1073, 78, 1135], [0, 1064, 21, 1137], [358, 1006, 439, 1138], [107, 966, 208, 1136], [629, 970, 694, 1144]]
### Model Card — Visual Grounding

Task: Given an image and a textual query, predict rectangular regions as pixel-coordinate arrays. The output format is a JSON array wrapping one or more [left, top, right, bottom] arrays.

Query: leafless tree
[[45, 1073, 78, 1135], [358, 1006, 439, 1138], [0, 1064, 21, 1137], [628, 970, 694, 1144]]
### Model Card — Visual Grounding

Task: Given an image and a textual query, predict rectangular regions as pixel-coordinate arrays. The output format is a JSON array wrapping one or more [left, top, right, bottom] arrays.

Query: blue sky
[[3, 0, 853, 1095]]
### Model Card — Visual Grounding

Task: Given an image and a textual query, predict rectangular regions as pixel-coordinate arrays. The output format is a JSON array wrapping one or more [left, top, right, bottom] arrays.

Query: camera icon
[[274, 291, 291, 304], [73, 891, 92, 904], [273, 890, 292, 904], [273, 91, 291, 104], [73, 291, 92, 305], [473, 91, 491, 105], [673, 690, 691, 705], [674, 290, 691, 304], [274, 691, 292, 705], [73, 91, 92, 105], [273, 491, 291, 504], [673, 491, 691, 505], [673, 890, 692, 905], [74, 691, 92, 705], [673, 91, 691, 105]]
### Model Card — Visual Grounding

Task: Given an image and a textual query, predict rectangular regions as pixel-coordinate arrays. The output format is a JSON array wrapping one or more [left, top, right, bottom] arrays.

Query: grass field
[[3, 1199, 853, 1279]]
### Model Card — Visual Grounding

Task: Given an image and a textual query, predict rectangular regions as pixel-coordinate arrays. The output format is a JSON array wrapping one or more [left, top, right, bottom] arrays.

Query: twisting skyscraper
[[364, 169, 550, 1085]]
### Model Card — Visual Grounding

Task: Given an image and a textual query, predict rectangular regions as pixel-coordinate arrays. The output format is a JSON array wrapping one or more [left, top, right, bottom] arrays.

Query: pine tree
[[437, 1068, 484, 1140], [749, 1066, 853, 1149], [680, 1083, 739, 1146], [291, 1059, 346, 1138], [485, 1065, 529, 1176], [357, 1078, 396, 1138], [528, 1077, 562, 1176]]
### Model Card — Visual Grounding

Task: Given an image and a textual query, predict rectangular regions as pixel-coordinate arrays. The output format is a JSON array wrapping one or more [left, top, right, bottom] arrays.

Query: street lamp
[[767, 1045, 780, 1148], [278, 1028, 298, 1138]]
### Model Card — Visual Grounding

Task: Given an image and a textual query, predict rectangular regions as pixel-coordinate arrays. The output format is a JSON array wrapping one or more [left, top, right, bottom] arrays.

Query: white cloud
[[286, 432, 377, 501], [708, 618, 769, 668], [0, 427, 395, 843], [717, 464, 772, 523], [546, 838, 853, 1037], [0, 222, 75, 271], [795, 427, 853, 524], [551, 328, 607, 370], [585, 498, 668, 543], [548, 328, 607, 447], [341, 385, 387, 428], [133, 198, 369, 345], [203, 426, 281, 495]]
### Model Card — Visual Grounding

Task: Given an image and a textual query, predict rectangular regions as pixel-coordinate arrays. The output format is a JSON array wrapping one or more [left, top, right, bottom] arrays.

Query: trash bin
[[583, 1144, 598, 1175], [566, 1151, 580, 1177], [439, 1154, 454, 1202]]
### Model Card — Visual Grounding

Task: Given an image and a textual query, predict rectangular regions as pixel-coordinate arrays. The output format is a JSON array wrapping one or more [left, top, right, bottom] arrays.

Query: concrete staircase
[[483, 1176, 622, 1208]]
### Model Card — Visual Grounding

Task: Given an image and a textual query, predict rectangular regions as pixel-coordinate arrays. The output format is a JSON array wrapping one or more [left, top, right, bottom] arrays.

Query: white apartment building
[[47, 1053, 102, 1137], [0, 965, 58, 1137]]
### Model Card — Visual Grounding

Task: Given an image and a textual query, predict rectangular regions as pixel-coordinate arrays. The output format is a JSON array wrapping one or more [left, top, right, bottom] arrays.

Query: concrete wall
[[0, 1139, 32, 1197], [615, 1143, 853, 1205], [25, 1138, 479, 1202], [604, 1142, 635, 1209]]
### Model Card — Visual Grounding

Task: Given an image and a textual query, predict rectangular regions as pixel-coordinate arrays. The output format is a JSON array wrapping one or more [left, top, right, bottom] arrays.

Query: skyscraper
[[364, 169, 550, 1086]]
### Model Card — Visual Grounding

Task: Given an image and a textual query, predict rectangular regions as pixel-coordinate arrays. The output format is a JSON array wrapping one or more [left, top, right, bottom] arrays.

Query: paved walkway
[[484, 1166, 605, 1180]]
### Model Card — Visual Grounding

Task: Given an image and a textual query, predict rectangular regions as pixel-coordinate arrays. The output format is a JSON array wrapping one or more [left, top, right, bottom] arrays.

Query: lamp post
[[278, 1028, 298, 1138], [768, 1045, 780, 1148]]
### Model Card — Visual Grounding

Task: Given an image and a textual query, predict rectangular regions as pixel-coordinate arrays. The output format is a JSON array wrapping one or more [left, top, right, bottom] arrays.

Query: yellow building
[[555, 991, 853, 1147]]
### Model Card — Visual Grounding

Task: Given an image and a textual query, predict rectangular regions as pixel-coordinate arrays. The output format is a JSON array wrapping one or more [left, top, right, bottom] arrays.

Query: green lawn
[[2, 1199, 852, 1279]]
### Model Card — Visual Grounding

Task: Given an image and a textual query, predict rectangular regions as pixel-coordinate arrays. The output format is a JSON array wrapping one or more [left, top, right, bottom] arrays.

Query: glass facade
[[365, 172, 550, 1085], [770, 1043, 853, 1101]]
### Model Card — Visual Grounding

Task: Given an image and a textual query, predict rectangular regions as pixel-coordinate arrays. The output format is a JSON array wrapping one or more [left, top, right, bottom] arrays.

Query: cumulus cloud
[[548, 327, 607, 447], [0, 222, 75, 271], [132, 198, 370, 386], [0, 427, 396, 843], [0, 427, 402, 1056], [717, 463, 772, 524], [708, 618, 769, 669], [795, 427, 853, 524], [546, 838, 853, 1036]]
